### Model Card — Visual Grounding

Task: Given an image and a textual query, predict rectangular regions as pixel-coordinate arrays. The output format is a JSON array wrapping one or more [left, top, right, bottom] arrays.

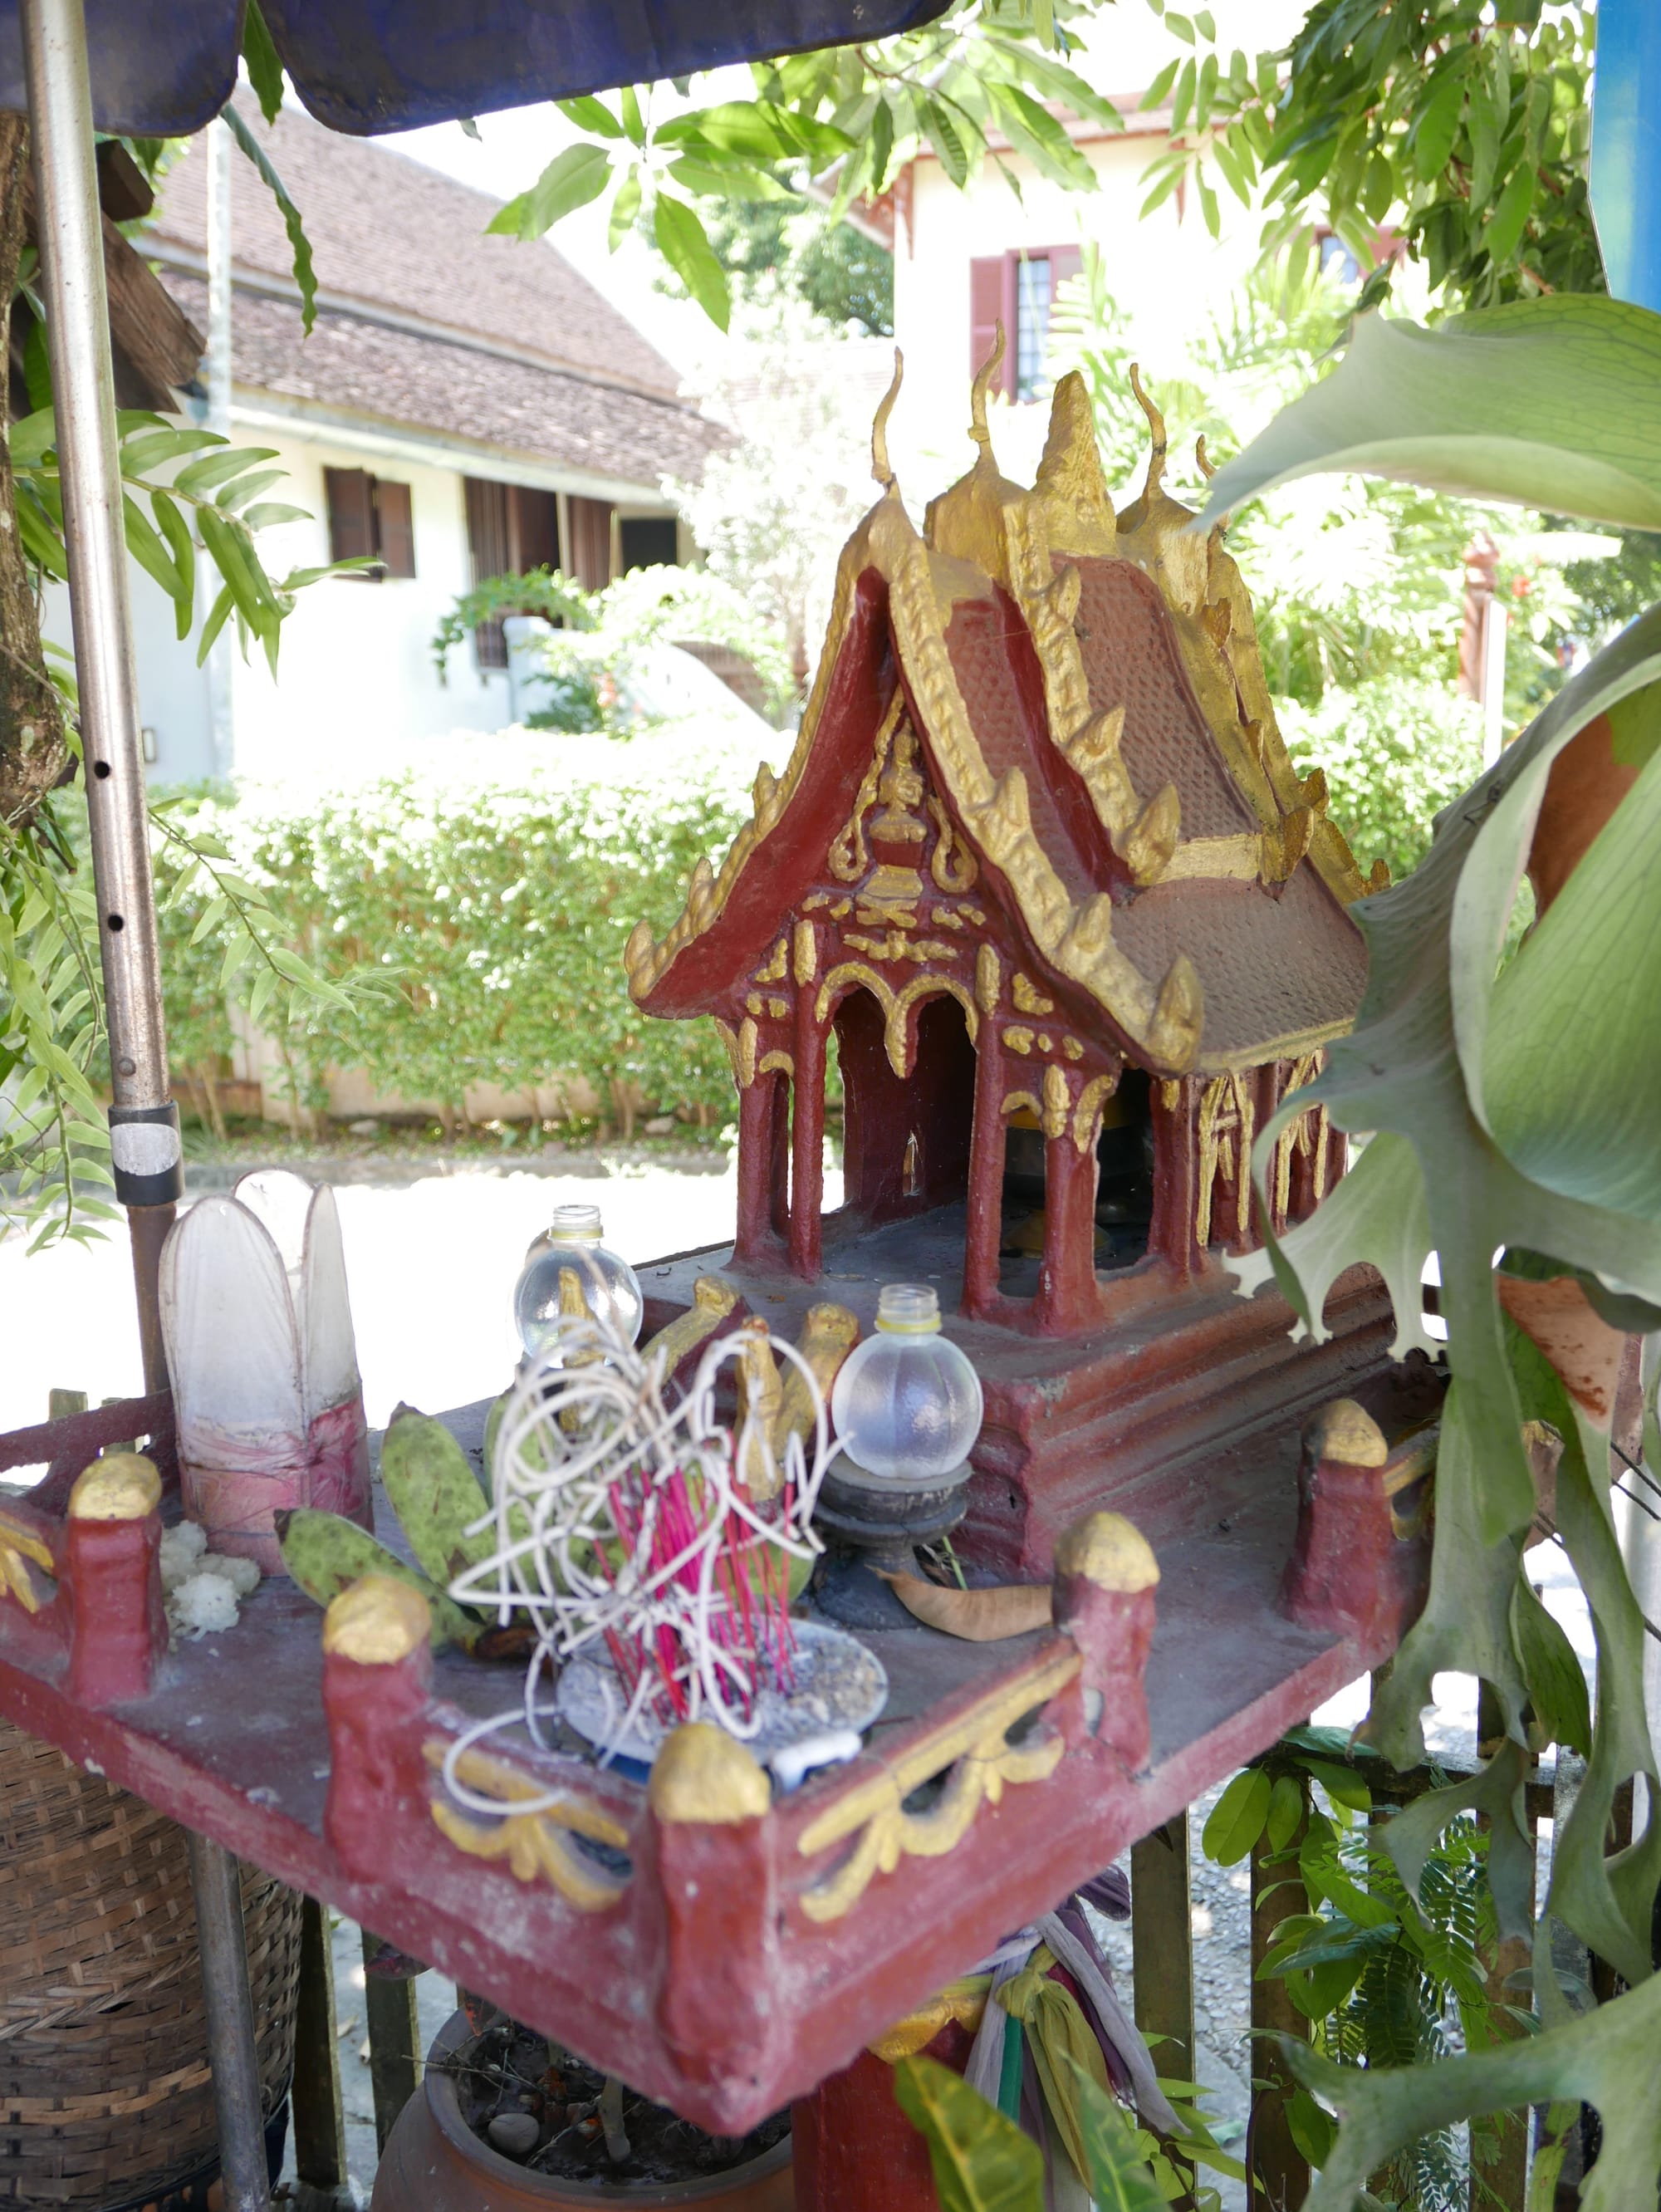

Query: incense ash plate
[[556, 1620, 889, 1768]]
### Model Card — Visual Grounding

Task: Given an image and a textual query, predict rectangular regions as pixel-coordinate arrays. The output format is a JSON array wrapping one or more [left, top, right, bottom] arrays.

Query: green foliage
[[655, 187, 893, 335], [1280, 677, 1482, 885], [1198, 1734, 1519, 2208], [220, 104, 319, 337], [1140, 0, 1600, 310], [434, 565, 795, 728], [152, 734, 754, 1135], [430, 567, 595, 682], [893, 2053, 1047, 2212], [1, 420, 350, 1243], [1198, 298, 1661, 535], [11, 405, 333, 674], [1068, 2061, 1168, 2211], [1214, 289, 1661, 2198], [492, 2, 1120, 326], [590, 564, 796, 720]]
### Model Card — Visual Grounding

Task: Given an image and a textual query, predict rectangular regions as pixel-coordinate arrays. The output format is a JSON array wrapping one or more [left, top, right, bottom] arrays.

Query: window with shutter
[[967, 247, 1085, 406], [324, 467, 377, 567], [567, 496, 614, 591], [373, 479, 416, 579], [968, 256, 1010, 390]]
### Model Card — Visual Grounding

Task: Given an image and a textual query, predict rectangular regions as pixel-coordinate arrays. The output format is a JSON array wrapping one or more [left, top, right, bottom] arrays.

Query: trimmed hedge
[[159, 724, 772, 1131]]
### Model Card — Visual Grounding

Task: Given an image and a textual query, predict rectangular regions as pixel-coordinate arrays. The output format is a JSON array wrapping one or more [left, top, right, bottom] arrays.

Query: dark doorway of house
[[620, 515, 679, 571]]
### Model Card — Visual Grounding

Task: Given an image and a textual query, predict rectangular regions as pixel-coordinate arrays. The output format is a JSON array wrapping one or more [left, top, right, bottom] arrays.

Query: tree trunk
[[0, 114, 69, 830]]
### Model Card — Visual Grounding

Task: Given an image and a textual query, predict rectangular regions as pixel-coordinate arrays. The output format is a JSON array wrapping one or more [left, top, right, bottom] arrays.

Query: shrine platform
[[0, 1327, 1438, 2135]]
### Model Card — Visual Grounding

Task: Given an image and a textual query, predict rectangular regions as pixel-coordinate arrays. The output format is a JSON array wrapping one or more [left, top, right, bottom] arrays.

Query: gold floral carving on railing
[[0, 1509, 53, 1613], [425, 1742, 630, 1913], [794, 1643, 1080, 1924]]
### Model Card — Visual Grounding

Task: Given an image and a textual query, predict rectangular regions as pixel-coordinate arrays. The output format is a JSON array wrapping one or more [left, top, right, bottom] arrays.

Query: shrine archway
[[831, 985, 976, 1229]]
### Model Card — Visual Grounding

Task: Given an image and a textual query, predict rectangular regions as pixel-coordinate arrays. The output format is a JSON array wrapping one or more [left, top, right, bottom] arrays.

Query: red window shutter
[[1049, 243, 1083, 293], [324, 467, 376, 567], [373, 479, 416, 578], [969, 256, 1004, 387]]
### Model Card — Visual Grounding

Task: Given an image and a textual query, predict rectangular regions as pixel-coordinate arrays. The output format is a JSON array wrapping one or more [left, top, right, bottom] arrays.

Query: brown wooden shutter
[[325, 467, 377, 566], [567, 495, 614, 591], [463, 477, 512, 581], [511, 485, 561, 574], [373, 479, 416, 578], [969, 256, 1004, 386]]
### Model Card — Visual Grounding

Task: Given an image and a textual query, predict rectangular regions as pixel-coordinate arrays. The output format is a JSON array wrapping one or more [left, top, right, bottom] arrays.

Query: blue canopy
[[0, 0, 950, 137], [1590, 0, 1661, 316]]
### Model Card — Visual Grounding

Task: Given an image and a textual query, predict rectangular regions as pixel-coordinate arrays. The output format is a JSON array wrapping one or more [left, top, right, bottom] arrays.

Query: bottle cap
[[875, 1283, 941, 1334], [547, 1204, 604, 1242]]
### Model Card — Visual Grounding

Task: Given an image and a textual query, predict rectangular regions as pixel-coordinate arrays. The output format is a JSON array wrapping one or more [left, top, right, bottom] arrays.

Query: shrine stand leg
[[792, 2026, 975, 2212], [362, 1933, 424, 2154], [290, 1897, 350, 2205], [1131, 1813, 1198, 2212], [1245, 1771, 1311, 2212], [185, 1833, 274, 2212]]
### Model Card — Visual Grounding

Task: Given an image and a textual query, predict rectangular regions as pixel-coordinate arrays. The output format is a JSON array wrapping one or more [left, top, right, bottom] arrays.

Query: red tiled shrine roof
[[629, 355, 1378, 1078]]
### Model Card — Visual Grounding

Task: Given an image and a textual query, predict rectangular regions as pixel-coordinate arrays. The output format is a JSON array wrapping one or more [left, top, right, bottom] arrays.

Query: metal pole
[[20, 0, 183, 1388], [22, 8, 265, 2205], [185, 1833, 272, 2212], [203, 114, 234, 768]]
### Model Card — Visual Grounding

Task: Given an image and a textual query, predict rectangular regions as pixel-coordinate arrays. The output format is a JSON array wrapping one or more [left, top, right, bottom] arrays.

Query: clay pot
[[370, 2013, 794, 2212]]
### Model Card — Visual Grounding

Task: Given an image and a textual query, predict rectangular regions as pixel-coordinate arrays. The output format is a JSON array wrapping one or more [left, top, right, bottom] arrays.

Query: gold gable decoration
[[626, 336, 1374, 1079]]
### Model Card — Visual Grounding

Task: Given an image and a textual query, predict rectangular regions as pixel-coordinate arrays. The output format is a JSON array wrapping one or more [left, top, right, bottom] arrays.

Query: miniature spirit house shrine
[[0, 335, 1443, 2158], [629, 344, 1389, 1567]]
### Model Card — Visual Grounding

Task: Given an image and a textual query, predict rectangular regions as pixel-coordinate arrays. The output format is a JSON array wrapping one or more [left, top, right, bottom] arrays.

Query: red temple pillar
[[1033, 1127, 1100, 1334], [734, 1077, 777, 1265], [789, 993, 826, 1279], [1149, 1076, 1202, 1278], [962, 1032, 1006, 1319]]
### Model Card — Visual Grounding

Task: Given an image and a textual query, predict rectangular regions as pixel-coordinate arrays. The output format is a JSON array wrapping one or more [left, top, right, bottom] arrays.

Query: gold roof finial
[[871, 346, 904, 494], [969, 322, 1007, 449], [1128, 362, 1167, 498], [1196, 433, 1229, 535]]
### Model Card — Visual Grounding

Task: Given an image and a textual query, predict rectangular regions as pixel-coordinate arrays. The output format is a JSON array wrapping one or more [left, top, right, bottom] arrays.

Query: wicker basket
[[0, 1719, 304, 2210]]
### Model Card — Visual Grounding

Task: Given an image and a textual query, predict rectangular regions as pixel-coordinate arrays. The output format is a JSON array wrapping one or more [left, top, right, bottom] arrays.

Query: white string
[[440, 1307, 835, 1814]]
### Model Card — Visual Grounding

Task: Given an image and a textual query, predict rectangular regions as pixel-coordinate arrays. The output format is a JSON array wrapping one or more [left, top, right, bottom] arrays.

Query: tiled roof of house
[[162, 272, 722, 489], [153, 101, 719, 487]]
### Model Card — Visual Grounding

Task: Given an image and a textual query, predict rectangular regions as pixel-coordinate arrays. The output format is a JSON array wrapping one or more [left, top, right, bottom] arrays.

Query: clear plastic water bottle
[[514, 1204, 643, 1359], [830, 1283, 982, 1481]]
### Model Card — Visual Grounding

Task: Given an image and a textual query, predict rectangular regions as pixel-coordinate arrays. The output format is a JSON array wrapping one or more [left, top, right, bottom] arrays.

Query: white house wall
[[889, 134, 1271, 503], [217, 423, 509, 787]]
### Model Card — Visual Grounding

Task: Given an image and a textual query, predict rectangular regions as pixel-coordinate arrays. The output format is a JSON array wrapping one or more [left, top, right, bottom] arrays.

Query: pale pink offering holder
[[159, 1170, 371, 1569]]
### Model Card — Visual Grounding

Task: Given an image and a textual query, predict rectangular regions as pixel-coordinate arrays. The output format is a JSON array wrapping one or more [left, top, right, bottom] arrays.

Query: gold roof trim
[[630, 349, 1374, 1074]]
